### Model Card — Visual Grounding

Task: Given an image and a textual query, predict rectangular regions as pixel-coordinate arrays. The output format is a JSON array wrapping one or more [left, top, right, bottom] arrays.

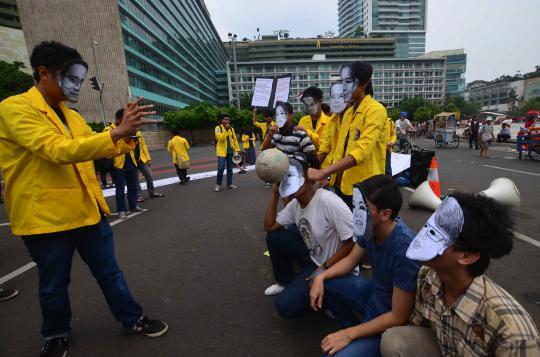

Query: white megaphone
[[232, 152, 242, 164], [479, 177, 521, 208], [408, 181, 442, 211]]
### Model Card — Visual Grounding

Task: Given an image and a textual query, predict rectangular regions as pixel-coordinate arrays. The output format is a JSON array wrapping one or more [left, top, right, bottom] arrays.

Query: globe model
[[255, 148, 289, 183]]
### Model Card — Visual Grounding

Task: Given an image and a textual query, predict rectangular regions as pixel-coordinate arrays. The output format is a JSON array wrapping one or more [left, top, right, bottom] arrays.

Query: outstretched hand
[[111, 97, 156, 141]]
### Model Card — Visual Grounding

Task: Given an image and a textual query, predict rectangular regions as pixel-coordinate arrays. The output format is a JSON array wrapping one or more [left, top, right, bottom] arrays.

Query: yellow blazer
[[215, 124, 240, 157], [167, 135, 190, 164]]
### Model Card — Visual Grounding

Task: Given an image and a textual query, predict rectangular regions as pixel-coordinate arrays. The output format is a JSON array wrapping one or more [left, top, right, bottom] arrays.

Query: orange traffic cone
[[427, 156, 441, 198]]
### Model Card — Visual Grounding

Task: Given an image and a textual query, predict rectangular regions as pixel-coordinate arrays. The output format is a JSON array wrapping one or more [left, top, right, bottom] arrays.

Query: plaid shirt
[[411, 266, 540, 356]]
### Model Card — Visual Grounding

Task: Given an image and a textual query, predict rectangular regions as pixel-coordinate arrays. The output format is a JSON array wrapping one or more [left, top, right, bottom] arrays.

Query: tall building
[[420, 49, 467, 97], [228, 57, 446, 112], [0, 0, 20, 29], [0, 0, 30, 73], [16, 0, 228, 123], [338, 0, 427, 58]]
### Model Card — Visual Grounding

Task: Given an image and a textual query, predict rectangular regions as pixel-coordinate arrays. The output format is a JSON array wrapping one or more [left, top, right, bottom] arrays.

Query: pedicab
[[433, 112, 460, 148]]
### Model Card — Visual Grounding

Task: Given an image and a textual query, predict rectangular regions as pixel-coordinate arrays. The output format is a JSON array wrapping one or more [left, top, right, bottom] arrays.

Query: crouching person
[[381, 193, 540, 356], [309, 175, 420, 356], [263, 154, 355, 319]]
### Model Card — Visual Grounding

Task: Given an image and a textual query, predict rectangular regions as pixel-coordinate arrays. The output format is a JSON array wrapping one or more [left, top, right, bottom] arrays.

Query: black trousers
[[175, 164, 187, 182], [469, 132, 479, 148]]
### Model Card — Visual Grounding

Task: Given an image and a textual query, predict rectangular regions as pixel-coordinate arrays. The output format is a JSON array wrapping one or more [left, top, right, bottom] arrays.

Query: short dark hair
[[275, 101, 293, 114], [219, 113, 230, 121], [451, 192, 514, 277], [301, 87, 323, 101], [171, 129, 180, 135], [263, 109, 274, 118], [115, 109, 124, 121], [30, 41, 88, 82], [321, 103, 331, 115], [359, 175, 402, 220], [340, 61, 374, 96]]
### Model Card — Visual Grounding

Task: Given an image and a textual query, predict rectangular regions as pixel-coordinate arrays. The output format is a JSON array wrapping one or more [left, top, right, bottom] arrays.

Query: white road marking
[[513, 232, 540, 248], [483, 165, 540, 177], [0, 222, 10, 227]]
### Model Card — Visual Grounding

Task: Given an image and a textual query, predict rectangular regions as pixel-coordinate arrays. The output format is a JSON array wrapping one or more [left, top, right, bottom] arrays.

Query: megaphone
[[479, 177, 521, 208], [408, 181, 442, 211], [232, 152, 242, 164]]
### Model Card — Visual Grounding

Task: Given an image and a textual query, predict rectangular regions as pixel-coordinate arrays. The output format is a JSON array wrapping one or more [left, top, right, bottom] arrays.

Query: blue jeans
[[266, 229, 310, 285], [216, 155, 234, 186], [22, 216, 143, 338], [323, 275, 382, 357], [113, 168, 138, 212]]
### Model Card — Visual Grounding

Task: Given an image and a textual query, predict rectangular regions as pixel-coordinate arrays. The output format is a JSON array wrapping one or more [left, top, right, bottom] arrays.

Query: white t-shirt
[[276, 189, 354, 267], [395, 118, 411, 135]]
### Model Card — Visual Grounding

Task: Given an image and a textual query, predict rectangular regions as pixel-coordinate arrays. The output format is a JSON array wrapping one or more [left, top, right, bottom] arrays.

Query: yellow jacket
[[298, 112, 331, 149], [333, 95, 387, 195], [167, 135, 190, 164], [103, 124, 140, 169], [254, 120, 275, 139], [215, 124, 240, 157], [136, 131, 151, 163], [318, 113, 342, 169], [241, 132, 256, 151], [0, 87, 133, 235], [385, 117, 397, 152]]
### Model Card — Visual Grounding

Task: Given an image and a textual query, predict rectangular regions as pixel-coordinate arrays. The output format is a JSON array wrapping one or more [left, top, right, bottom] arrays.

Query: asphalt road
[[1, 139, 539, 357]]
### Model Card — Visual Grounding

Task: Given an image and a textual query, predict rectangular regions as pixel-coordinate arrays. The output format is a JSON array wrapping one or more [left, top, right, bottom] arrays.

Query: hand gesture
[[269, 125, 278, 136], [321, 330, 353, 356], [307, 168, 327, 182], [294, 126, 306, 132], [114, 97, 156, 139], [309, 275, 325, 311]]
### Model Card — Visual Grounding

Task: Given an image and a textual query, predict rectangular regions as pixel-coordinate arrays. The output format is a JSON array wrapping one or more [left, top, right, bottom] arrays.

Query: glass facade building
[[420, 49, 467, 97], [117, 0, 228, 116]]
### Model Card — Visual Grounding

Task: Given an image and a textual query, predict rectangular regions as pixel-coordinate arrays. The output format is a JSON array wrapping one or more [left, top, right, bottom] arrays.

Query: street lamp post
[[91, 41, 107, 127], [228, 32, 240, 110]]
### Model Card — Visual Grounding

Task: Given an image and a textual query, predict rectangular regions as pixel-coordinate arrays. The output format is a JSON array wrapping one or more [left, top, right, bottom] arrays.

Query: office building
[[0, 0, 30, 73], [228, 57, 446, 112], [16, 0, 228, 123], [467, 77, 540, 113], [0, 0, 19, 29], [420, 49, 467, 97], [338, 0, 427, 58]]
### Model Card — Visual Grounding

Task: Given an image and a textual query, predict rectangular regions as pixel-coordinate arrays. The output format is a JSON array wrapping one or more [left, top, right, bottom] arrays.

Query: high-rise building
[[420, 49, 467, 97], [338, 0, 427, 58], [0, 0, 20, 29], [0, 0, 31, 73], [16, 0, 228, 123]]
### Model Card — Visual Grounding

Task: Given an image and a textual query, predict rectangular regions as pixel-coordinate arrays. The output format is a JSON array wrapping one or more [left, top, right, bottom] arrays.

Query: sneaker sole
[[128, 323, 169, 338], [0, 290, 19, 301]]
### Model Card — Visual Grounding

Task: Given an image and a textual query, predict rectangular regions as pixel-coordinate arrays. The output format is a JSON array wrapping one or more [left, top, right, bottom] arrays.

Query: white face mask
[[330, 83, 346, 114], [302, 96, 319, 116], [340, 66, 357, 103], [275, 105, 288, 128], [59, 63, 87, 103]]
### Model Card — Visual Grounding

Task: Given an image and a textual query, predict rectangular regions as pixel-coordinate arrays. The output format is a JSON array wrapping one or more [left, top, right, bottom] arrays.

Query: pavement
[[1, 140, 539, 356]]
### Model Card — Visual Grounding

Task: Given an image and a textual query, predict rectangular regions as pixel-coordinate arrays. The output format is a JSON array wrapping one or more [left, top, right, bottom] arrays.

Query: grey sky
[[204, 0, 540, 83]]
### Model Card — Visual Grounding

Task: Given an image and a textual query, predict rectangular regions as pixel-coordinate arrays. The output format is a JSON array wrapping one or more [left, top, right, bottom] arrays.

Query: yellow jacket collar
[[26, 86, 71, 137]]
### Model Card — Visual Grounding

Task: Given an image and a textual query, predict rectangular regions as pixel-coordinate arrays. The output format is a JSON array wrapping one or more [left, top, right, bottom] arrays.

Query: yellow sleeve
[[138, 131, 151, 161], [299, 116, 320, 147], [0, 98, 125, 165], [389, 119, 397, 144], [184, 138, 190, 150], [254, 121, 265, 130], [318, 114, 335, 154], [232, 129, 240, 152], [215, 125, 228, 142], [348, 106, 387, 165], [167, 140, 172, 153]]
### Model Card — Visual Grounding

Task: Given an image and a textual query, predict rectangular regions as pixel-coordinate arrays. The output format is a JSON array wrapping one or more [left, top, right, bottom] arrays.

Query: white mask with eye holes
[[59, 63, 87, 103], [352, 185, 373, 241], [330, 83, 346, 114], [275, 105, 288, 128], [340, 66, 358, 103], [302, 96, 319, 116]]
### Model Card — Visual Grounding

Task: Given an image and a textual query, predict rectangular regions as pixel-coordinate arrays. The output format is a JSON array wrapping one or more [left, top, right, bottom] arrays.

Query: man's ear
[[457, 251, 480, 266], [379, 208, 393, 222]]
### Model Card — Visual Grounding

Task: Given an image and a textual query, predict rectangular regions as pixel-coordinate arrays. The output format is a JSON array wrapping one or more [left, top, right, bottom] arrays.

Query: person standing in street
[[479, 118, 495, 158], [252, 107, 275, 142], [242, 126, 257, 166], [468, 115, 480, 149], [214, 114, 240, 192], [167, 129, 191, 184], [134, 130, 164, 201], [0, 41, 167, 357]]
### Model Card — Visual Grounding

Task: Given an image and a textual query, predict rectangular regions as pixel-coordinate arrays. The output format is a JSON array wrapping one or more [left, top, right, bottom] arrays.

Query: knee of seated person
[[274, 296, 299, 319], [381, 327, 414, 355]]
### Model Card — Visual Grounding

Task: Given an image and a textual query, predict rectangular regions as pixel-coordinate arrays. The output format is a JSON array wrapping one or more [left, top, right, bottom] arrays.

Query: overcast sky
[[204, 0, 540, 82]]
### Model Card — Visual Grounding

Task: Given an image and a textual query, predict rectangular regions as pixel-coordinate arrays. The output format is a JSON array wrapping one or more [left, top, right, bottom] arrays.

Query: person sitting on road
[[263, 154, 356, 321], [381, 193, 540, 357], [497, 123, 511, 143], [167, 129, 191, 185], [309, 175, 420, 357], [395, 112, 416, 152]]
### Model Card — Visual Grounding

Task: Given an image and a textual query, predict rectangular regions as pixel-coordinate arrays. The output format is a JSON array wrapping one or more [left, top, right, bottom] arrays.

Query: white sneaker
[[130, 206, 148, 213], [214, 185, 221, 192], [118, 211, 127, 220], [264, 283, 285, 296], [228, 184, 239, 190]]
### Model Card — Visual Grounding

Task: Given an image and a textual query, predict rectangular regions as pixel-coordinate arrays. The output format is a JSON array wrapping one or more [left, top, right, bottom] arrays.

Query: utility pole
[[228, 33, 240, 110], [91, 41, 107, 126]]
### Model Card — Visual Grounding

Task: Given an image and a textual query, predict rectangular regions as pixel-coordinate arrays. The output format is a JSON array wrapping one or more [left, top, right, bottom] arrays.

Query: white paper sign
[[391, 153, 411, 176], [273, 76, 291, 107], [251, 78, 274, 107]]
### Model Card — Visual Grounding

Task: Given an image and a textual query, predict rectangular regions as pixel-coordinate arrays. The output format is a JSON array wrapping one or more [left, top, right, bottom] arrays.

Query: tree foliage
[[0, 61, 34, 101], [507, 97, 540, 117]]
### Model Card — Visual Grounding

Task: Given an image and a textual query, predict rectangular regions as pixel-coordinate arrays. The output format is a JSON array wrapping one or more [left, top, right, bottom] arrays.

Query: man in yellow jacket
[[385, 115, 397, 176], [252, 107, 275, 141], [214, 114, 240, 191], [297, 86, 331, 150], [0, 42, 167, 355], [167, 129, 191, 184], [134, 129, 164, 200]]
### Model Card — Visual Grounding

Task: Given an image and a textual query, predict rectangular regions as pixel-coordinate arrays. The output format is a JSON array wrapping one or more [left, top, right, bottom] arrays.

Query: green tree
[[413, 107, 433, 122], [239, 93, 252, 110], [0, 61, 34, 101], [88, 122, 105, 133], [388, 108, 402, 120], [354, 26, 365, 37], [399, 96, 427, 121]]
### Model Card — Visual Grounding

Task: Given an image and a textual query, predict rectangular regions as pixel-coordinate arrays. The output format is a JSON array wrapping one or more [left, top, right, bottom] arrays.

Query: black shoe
[[150, 192, 164, 198], [40, 337, 68, 357], [0, 286, 19, 301], [129, 316, 168, 338], [185, 177, 191, 182]]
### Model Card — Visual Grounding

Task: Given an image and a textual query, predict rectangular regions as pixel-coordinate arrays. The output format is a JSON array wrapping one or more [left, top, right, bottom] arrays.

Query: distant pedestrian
[[252, 108, 275, 142], [167, 129, 191, 184], [468, 115, 480, 149], [479, 118, 495, 158], [214, 114, 240, 192], [134, 130, 164, 201], [242, 127, 257, 165], [497, 123, 511, 143]]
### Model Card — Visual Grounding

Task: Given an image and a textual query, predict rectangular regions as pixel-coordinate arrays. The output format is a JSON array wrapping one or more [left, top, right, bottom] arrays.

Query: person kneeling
[[309, 175, 420, 357], [263, 154, 355, 320], [381, 193, 540, 356]]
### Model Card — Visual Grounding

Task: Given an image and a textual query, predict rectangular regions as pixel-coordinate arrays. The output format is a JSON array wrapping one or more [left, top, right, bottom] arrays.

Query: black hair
[[340, 61, 374, 96], [171, 129, 180, 136], [115, 109, 124, 121], [321, 103, 331, 115], [301, 87, 323, 101], [263, 109, 274, 118], [275, 101, 293, 114], [30, 41, 87, 82], [293, 152, 320, 172], [359, 175, 402, 220], [450, 192, 514, 277], [219, 113, 230, 121]]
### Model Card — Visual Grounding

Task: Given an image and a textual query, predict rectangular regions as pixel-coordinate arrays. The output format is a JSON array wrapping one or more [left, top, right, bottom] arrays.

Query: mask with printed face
[[59, 63, 87, 103], [340, 66, 357, 103], [330, 83, 346, 114], [352, 185, 372, 240], [275, 105, 288, 128], [302, 96, 319, 116]]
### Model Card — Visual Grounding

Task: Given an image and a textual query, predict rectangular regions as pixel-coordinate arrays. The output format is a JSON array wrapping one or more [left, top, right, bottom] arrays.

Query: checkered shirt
[[410, 266, 540, 356]]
